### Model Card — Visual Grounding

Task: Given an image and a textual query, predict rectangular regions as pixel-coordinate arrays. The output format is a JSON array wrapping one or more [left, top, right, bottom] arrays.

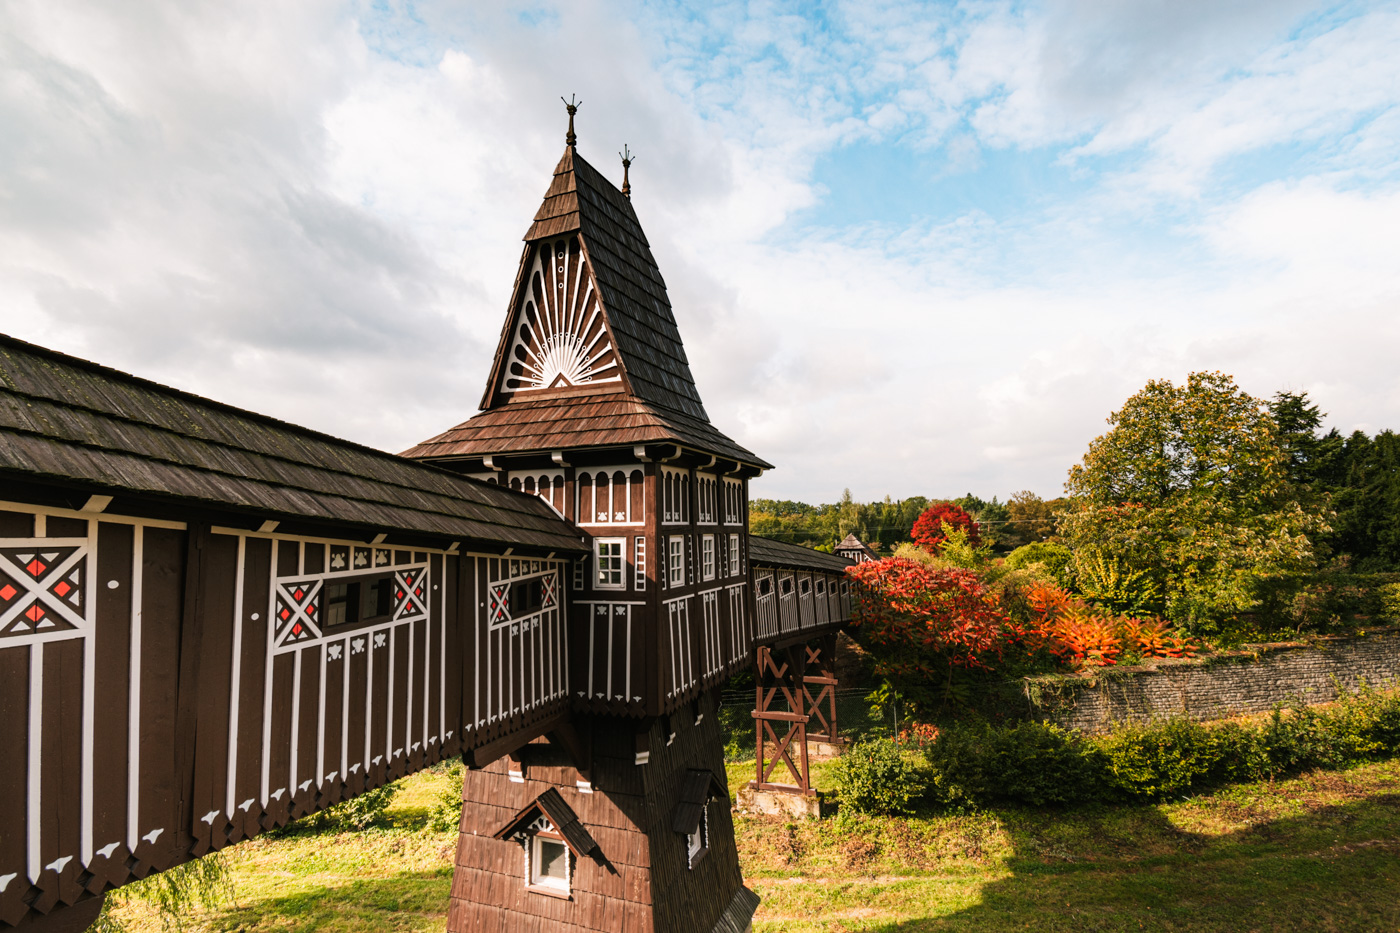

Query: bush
[[917, 687, 1400, 809], [429, 762, 465, 832], [925, 721, 1099, 809], [832, 737, 929, 815], [1095, 718, 1222, 799], [286, 781, 397, 834], [1002, 542, 1074, 588]]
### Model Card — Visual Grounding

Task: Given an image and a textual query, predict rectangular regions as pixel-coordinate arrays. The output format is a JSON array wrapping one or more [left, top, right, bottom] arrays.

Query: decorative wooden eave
[[670, 769, 729, 835], [493, 787, 599, 858]]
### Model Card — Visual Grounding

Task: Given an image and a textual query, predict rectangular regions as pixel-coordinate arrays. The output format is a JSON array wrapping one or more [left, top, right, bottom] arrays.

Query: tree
[[1061, 371, 1328, 631], [1004, 491, 1063, 547], [846, 558, 1018, 710], [911, 502, 979, 552]]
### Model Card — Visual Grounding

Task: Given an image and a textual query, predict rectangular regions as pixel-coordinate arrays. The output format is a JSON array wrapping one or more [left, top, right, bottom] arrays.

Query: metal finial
[[561, 95, 581, 148], [620, 145, 634, 199]]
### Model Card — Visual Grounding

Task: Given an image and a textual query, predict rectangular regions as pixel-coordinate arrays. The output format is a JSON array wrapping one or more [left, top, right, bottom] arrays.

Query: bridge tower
[[404, 118, 781, 932]]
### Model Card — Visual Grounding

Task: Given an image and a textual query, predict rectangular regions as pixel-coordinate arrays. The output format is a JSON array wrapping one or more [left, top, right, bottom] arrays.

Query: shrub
[[1003, 542, 1074, 587], [1094, 718, 1222, 800], [429, 761, 465, 832], [832, 737, 929, 815], [297, 781, 398, 832], [917, 688, 1400, 811], [925, 721, 1100, 809]]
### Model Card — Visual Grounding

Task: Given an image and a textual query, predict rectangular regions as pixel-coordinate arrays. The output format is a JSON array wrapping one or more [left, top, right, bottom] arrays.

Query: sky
[[2, 0, 1398, 504]]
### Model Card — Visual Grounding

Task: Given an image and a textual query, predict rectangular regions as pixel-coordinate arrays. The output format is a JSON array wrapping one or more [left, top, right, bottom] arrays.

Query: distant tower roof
[[403, 130, 769, 469], [835, 533, 879, 562]]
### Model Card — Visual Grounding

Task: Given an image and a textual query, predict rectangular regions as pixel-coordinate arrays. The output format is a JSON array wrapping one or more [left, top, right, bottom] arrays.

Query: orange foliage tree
[[846, 558, 1019, 707]]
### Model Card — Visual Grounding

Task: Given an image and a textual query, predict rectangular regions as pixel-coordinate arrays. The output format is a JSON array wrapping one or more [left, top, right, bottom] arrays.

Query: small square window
[[758, 577, 772, 597], [530, 835, 570, 893], [799, 578, 811, 596], [781, 577, 793, 596]]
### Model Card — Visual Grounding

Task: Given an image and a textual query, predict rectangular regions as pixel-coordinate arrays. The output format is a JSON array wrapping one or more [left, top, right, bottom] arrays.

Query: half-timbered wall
[[466, 555, 571, 741], [186, 528, 485, 859], [0, 500, 186, 927], [0, 495, 577, 928]]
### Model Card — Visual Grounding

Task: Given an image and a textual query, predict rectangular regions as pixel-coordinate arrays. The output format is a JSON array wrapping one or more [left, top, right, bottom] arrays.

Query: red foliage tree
[[846, 558, 1017, 680], [911, 502, 980, 552]]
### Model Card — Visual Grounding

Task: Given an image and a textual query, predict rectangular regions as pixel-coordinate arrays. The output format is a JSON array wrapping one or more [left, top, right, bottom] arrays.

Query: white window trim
[[528, 833, 572, 894], [686, 804, 710, 868], [728, 534, 740, 577], [668, 536, 685, 588], [701, 535, 715, 581], [594, 537, 627, 591]]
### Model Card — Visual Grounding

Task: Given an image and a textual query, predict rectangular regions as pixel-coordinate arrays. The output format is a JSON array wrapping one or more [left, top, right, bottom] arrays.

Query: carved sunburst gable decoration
[[499, 235, 622, 396]]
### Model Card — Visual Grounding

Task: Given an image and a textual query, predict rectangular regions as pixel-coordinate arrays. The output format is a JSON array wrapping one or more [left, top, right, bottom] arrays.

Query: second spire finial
[[620, 145, 634, 199], [562, 95, 581, 148]]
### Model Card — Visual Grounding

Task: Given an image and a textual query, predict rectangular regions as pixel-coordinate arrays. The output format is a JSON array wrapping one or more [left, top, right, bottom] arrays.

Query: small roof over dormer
[[403, 142, 770, 470], [670, 769, 729, 835], [493, 787, 599, 858]]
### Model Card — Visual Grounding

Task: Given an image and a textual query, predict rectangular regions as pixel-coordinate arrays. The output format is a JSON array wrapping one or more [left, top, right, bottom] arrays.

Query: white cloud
[[0, 0, 1397, 508]]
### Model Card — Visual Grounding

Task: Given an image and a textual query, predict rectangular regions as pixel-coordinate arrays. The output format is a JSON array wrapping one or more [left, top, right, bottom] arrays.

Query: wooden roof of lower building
[[402, 394, 769, 466], [747, 535, 855, 573], [0, 334, 586, 553]]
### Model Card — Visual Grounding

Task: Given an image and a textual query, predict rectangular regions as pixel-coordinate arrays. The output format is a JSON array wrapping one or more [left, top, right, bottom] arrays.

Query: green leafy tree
[[1061, 371, 1328, 631]]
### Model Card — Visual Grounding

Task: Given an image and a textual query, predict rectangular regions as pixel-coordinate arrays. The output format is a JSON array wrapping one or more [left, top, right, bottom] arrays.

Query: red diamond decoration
[[53, 581, 71, 598], [293, 588, 305, 601], [280, 608, 291, 621], [293, 623, 302, 635], [0, 585, 15, 601], [396, 589, 404, 600], [306, 603, 316, 617], [26, 559, 47, 578], [415, 587, 423, 598], [25, 604, 45, 622]]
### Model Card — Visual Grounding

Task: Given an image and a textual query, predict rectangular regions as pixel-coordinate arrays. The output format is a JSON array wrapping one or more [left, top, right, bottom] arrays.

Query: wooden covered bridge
[[0, 117, 855, 933]]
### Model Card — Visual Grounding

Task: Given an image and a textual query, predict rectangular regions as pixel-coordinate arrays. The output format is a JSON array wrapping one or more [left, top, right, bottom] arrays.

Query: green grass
[[104, 760, 1400, 932]]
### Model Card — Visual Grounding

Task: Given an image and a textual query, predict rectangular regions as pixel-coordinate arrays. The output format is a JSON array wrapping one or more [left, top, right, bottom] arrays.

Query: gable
[[497, 236, 623, 396]]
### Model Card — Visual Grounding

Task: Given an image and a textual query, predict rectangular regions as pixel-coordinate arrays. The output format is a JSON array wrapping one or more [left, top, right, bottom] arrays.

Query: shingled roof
[[747, 535, 855, 573], [0, 334, 586, 553], [402, 145, 770, 469]]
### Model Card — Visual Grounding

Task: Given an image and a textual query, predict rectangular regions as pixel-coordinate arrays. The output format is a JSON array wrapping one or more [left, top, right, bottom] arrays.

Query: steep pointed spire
[[400, 136, 772, 470], [562, 95, 580, 148]]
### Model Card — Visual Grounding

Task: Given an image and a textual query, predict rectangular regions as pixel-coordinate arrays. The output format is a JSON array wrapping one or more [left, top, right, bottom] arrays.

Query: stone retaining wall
[[1027, 627, 1400, 734]]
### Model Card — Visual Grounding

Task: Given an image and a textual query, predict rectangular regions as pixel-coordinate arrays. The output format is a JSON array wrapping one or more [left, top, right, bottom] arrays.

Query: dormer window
[[493, 788, 599, 900], [530, 832, 570, 893], [672, 769, 727, 870]]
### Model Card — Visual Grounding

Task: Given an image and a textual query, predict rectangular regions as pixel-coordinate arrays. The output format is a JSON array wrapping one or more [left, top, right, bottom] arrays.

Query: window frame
[[527, 832, 572, 897], [701, 535, 715, 581], [322, 570, 397, 630], [685, 803, 710, 868], [728, 534, 740, 577], [593, 537, 626, 591], [668, 536, 685, 588]]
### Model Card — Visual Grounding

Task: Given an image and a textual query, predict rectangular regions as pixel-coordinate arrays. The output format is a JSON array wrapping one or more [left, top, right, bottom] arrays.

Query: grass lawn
[[105, 759, 1400, 932]]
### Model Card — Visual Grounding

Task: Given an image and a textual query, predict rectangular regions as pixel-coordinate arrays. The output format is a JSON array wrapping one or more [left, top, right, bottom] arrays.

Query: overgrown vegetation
[[90, 851, 233, 933], [829, 687, 1400, 816]]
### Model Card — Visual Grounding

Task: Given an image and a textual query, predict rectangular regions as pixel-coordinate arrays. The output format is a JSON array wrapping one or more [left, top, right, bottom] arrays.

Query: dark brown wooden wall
[[451, 695, 749, 933], [0, 498, 574, 929]]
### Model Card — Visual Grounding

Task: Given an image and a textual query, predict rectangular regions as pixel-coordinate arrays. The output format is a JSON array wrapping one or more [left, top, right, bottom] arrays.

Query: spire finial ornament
[[562, 95, 581, 148], [620, 145, 634, 199]]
